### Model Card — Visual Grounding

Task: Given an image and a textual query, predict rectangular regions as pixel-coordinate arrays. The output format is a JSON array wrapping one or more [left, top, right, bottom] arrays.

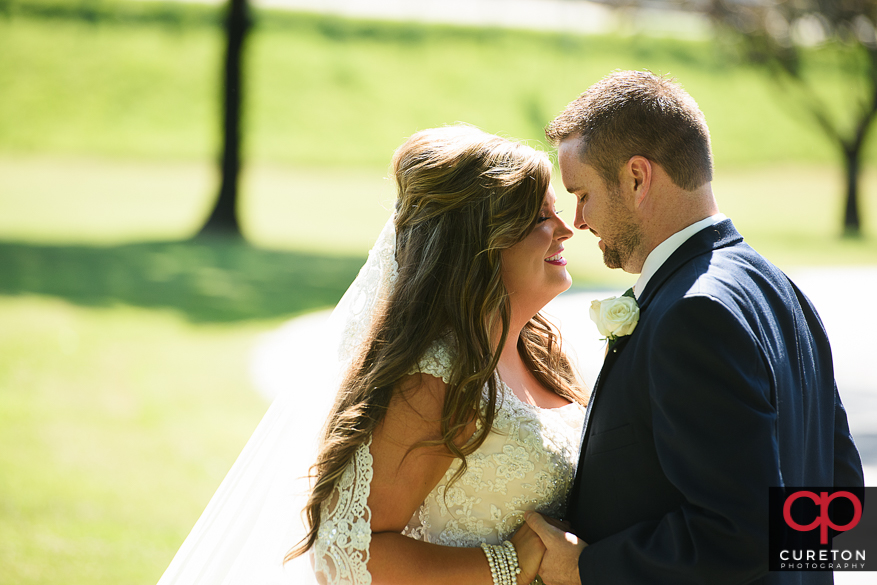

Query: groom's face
[[558, 136, 642, 271]]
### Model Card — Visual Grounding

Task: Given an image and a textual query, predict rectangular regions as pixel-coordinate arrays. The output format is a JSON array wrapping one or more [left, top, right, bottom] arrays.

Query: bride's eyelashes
[[538, 208, 563, 223]]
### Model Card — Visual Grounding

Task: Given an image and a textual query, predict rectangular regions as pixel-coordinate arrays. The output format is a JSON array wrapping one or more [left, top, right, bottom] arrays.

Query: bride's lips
[[545, 247, 567, 266]]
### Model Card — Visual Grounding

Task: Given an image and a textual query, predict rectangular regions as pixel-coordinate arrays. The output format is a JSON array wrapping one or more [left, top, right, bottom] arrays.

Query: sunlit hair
[[545, 70, 713, 191], [288, 125, 585, 560]]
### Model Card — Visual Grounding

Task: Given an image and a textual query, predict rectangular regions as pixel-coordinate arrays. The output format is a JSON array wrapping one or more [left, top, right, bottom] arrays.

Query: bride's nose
[[555, 217, 574, 241]]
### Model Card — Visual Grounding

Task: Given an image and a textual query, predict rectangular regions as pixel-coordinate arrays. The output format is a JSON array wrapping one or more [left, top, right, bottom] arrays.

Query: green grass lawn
[[2, 1, 875, 261], [0, 296, 269, 584], [2, 1, 874, 169]]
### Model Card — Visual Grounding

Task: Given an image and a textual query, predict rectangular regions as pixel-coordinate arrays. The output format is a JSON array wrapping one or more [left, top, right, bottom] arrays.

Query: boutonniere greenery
[[589, 288, 640, 349]]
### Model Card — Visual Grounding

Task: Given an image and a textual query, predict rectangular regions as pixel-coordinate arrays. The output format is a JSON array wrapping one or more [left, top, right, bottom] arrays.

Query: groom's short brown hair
[[545, 70, 713, 191]]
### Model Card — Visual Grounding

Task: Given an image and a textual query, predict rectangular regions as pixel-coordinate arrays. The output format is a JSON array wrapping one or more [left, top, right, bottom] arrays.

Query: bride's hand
[[510, 520, 546, 585]]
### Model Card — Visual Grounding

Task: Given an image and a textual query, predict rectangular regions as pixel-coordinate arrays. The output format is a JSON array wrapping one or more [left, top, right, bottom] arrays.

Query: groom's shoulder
[[637, 248, 791, 357], [655, 239, 791, 315], [646, 219, 780, 302], [709, 239, 784, 285]]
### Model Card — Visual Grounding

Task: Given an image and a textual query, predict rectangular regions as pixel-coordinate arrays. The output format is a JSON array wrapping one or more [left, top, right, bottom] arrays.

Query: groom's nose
[[575, 202, 589, 231]]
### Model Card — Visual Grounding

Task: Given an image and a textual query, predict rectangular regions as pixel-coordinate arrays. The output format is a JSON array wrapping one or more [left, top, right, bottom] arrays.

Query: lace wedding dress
[[313, 336, 587, 585]]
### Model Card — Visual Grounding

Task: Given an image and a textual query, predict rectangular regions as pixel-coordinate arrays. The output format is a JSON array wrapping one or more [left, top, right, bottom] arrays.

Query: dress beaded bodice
[[313, 337, 586, 585]]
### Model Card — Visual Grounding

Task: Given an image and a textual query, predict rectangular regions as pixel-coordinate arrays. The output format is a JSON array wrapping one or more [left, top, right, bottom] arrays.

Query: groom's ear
[[625, 156, 652, 208]]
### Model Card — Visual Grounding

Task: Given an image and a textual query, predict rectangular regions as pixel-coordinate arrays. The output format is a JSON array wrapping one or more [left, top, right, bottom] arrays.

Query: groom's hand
[[524, 511, 586, 585], [510, 521, 546, 585]]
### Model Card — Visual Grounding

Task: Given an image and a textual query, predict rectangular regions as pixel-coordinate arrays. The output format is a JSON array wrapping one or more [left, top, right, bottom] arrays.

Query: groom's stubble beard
[[601, 186, 643, 271]]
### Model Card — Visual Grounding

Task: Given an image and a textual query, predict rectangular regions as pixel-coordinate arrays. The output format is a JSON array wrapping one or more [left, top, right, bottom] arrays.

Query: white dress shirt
[[633, 213, 727, 300]]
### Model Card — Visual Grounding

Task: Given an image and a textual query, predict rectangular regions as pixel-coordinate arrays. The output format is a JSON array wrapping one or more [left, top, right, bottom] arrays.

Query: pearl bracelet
[[480, 541, 522, 585]]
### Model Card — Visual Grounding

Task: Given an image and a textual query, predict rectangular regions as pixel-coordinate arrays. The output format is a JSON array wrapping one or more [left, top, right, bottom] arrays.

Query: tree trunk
[[842, 146, 862, 237], [198, 0, 249, 238]]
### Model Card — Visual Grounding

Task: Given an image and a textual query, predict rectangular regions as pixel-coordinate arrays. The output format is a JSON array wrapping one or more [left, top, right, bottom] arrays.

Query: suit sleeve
[[578, 295, 778, 585], [832, 383, 865, 489], [793, 287, 863, 489]]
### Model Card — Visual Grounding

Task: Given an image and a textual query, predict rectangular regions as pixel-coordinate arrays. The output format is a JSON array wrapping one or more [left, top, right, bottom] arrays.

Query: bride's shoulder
[[408, 333, 456, 384]]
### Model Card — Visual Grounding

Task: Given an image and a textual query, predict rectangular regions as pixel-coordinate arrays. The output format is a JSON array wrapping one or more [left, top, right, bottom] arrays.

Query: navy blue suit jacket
[[566, 220, 864, 584]]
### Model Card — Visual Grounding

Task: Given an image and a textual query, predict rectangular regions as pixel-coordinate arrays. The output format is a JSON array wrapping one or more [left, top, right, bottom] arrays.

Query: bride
[[157, 125, 588, 585], [295, 125, 587, 585]]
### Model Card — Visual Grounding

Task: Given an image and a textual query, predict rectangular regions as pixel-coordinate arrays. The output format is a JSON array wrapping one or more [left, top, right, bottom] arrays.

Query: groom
[[525, 71, 864, 584]]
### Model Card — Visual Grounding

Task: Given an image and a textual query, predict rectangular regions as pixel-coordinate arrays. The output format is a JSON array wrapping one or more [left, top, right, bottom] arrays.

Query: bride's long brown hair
[[288, 125, 585, 560]]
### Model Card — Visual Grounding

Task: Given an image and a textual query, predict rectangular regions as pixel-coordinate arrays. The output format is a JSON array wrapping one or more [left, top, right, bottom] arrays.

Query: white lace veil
[[156, 212, 398, 585]]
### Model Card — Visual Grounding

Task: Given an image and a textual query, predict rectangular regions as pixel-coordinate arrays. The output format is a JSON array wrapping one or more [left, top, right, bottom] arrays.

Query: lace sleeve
[[408, 337, 453, 384], [313, 339, 452, 584], [313, 438, 374, 585]]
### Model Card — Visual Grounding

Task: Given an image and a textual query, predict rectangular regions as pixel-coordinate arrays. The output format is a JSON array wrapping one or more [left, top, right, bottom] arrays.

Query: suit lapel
[[568, 331, 633, 518], [577, 334, 632, 449], [579, 314, 628, 461]]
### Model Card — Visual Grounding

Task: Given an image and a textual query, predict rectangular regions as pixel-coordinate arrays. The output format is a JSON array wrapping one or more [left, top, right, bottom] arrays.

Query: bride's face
[[500, 185, 574, 318]]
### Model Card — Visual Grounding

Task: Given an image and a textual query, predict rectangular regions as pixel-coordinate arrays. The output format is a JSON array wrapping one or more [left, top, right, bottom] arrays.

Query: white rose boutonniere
[[589, 288, 640, 345]]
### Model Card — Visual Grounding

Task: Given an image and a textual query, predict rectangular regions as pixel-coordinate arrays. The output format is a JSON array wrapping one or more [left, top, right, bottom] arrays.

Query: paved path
[[146, 0, 710, 38], [255, 0, 614, 34]]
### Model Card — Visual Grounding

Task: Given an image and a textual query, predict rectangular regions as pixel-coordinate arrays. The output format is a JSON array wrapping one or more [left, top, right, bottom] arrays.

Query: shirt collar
[[633, 213, 727, 300]]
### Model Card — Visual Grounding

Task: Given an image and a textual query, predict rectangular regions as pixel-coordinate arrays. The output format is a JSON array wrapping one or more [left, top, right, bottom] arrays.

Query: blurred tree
[[705, 0, 876, 237], [198, 0, 250, 238], [705, 0, 877, 237]]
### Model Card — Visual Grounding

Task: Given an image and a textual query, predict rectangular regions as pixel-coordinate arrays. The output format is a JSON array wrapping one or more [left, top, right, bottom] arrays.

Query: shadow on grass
[[0, 239, 365, 322]]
